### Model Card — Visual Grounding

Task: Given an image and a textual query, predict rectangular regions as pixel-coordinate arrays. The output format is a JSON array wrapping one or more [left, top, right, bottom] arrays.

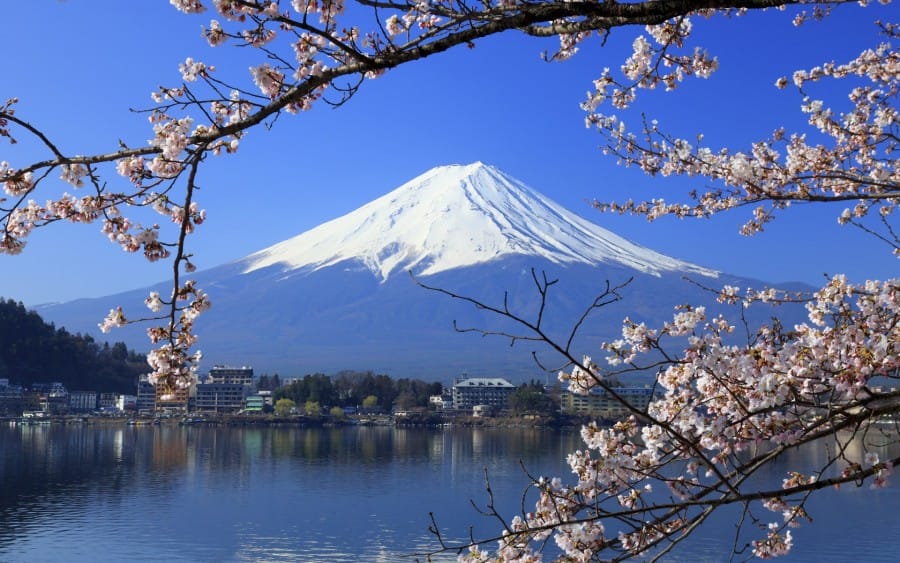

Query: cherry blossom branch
[[417, 267, 897, 559]]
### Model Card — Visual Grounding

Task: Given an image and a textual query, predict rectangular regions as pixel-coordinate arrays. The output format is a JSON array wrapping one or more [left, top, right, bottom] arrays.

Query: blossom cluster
[[483, 272, 898, 561], [585, 30, 898, 238]]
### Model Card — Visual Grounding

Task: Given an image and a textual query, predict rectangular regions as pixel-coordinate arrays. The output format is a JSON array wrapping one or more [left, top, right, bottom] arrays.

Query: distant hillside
[[0, 299, 146, 393]]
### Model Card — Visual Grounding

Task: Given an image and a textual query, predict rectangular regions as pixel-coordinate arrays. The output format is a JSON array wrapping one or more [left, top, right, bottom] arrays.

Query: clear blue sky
[[1, 1, 895, 306]]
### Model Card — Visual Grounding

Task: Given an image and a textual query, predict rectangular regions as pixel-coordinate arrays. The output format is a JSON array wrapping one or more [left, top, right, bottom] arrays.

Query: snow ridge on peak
[[242, 162, 718, 280]]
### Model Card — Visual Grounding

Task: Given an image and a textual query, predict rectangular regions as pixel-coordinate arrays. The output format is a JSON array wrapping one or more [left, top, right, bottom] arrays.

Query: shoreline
[[5, 411, 584, 429]]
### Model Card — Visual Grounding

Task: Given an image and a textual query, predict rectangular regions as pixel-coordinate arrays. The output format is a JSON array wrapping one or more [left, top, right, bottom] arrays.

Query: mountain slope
[[37, 163, 804, 381], [243, 162, 718, 281]]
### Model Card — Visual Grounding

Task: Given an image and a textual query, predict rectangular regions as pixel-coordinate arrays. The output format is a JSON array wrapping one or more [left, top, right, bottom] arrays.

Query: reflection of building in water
[[430, 431, 445, 461], [151, 429, 189, 472], [560, 386, 653, 419], [113, 429, 124, 461], [471, 428, 485, 458], [451, 377, 515, 411]]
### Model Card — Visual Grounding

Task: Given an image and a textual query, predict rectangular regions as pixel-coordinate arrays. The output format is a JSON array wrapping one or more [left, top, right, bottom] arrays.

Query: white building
[[116, 394, 137, 412], [451, 377, 515, 411], [429, 394, 453, 410]]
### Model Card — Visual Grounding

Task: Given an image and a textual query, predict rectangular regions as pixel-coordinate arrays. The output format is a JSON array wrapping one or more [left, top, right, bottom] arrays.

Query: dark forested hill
[[0, 299, 146, 393]]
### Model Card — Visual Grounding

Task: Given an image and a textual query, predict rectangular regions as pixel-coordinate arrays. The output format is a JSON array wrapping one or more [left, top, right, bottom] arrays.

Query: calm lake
[[1, 422, 898, 562]]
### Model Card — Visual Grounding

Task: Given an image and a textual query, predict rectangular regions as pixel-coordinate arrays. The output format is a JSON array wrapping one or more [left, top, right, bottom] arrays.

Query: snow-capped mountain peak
[[242, 162, 718, 280]]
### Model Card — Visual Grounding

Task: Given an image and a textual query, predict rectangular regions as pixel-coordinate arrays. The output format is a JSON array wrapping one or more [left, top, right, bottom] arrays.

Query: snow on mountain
[[243, 162, 718, 281]]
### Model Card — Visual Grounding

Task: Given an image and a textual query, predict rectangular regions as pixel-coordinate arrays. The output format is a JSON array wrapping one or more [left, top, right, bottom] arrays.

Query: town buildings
[[98, 392, 120, 411], [1, 364, 263, 417], [451, 376, 515, 411], [559, 386, 654, 419], [0, 379, 24, 415]]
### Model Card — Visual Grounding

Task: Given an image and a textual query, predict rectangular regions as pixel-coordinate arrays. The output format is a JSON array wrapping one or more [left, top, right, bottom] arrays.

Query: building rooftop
[[453, 377, 514, 388]]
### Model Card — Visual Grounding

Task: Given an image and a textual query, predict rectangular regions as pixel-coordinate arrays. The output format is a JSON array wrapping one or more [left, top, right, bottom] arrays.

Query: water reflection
[[1, 424, 897, 562], [0, 424, 581, 562]]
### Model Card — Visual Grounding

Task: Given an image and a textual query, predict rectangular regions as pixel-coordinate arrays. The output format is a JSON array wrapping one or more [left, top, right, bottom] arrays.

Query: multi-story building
[[207, 365, 254, 385], [244, 394, 266, 413], [429, 394, 453, 410], [0, 379, 24, 415], [257, 390, 273, 408], [35, 382, 69, 414], [98, 392, 119, 411], [194, 382, 247, 413], [154, 384, 190, 413], [560, 386, 654, 419], [116, 394, 137, 412], [451, 377, 515, 411], [193, 366, 255, 413], [136, 376, 156, 413], [69, 390, 98, 412]]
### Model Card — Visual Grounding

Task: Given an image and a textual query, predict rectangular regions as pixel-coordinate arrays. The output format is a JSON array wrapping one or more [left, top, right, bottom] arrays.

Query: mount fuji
[[242, 162, 717, 281], [38, 163, 800, 381]]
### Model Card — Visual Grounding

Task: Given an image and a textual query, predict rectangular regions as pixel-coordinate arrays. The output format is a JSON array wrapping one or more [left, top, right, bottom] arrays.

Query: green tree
[[256, 373, 282, 392], [0, 298, 145, 393], [361, 395, 379, 409], [508, 381, 555, 415], [393, 391, 418, 412], [273, 398, 295, 417], [304, 400, 321, 416], [329, 406, 345, 418]]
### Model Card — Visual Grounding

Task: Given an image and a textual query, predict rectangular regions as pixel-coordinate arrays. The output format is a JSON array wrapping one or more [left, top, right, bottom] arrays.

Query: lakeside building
[[0, 379, 24, 415], [207, 365, 254, 385], [560, 386, 654, 419], [134, 365, 257, 414], [136, 376, 155, 413], [98, 392, 118, 411], [116, 394, 137, 412], [195, 383, 247, 413], [194, 365, 255, 413], [69, 390, 98, 413], [155, 385, 190, 413], [244, 394, 266, 413], [429, 394, 453, 410], [451, 377, 515, 411], [35, 382, 69, 414]]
